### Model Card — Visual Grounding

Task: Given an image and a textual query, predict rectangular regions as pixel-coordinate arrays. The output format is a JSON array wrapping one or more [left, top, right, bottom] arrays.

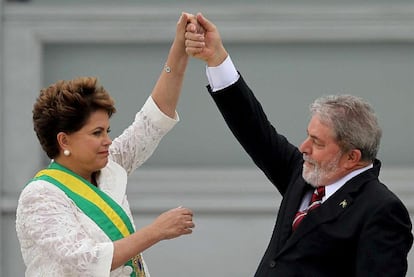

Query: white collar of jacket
[[96, 159, 127, 204]]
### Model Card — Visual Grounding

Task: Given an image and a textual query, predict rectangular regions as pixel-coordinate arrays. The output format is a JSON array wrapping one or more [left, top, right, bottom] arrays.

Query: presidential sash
[[33, 161, 145, 277]]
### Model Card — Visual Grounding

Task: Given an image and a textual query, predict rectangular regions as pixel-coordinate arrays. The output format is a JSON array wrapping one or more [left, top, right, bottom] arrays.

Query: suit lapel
[[275, 179, 312, 249], [286, 191, 354, 247]]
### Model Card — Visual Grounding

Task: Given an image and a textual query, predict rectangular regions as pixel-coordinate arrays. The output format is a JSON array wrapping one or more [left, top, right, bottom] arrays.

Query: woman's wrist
[[165, 46, 189, 74]]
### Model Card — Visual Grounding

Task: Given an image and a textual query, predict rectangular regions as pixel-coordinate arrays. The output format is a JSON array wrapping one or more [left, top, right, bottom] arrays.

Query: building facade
[[1, 1, 414, 276]]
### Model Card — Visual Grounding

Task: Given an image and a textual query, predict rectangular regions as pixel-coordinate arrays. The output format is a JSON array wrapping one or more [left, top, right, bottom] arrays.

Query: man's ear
[[343, 149, 362, 169]]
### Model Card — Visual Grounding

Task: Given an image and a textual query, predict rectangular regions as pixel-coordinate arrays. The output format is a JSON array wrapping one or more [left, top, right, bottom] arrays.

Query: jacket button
[[269, 260, 276, 268]]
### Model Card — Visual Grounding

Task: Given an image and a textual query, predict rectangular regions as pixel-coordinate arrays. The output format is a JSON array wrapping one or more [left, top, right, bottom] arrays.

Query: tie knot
[[311, 186, 325, 203]]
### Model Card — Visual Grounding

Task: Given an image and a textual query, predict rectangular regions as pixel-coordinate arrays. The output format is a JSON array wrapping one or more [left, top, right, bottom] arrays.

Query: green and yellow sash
[[33, 162, 145, 277]]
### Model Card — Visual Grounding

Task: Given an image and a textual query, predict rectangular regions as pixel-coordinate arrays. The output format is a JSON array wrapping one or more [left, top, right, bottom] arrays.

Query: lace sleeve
[[109, 96, 178, 175], [16, 181, 113, 276]]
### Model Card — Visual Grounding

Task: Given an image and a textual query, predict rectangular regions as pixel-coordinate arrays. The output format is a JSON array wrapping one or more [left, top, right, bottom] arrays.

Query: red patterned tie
[[292, 186, 325, 231]]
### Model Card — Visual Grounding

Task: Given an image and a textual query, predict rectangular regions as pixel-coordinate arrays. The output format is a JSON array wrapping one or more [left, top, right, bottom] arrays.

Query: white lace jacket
[[16, 96, 179, 277]]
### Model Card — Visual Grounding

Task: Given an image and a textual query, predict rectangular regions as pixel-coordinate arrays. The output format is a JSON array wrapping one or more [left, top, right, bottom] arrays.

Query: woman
[[16, 13, 195, 277]]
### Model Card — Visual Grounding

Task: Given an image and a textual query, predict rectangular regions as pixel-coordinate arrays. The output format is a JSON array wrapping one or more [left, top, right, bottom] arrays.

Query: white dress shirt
[[206, 55, 239, 92]]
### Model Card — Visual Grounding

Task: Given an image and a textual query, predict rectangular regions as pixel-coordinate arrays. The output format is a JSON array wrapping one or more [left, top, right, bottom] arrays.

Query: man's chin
[[302, 171, 317, 187], [302, 167, 311, 178]]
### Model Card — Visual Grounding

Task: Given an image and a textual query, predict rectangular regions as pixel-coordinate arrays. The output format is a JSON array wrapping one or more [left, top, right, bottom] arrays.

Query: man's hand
[[185, 13, 228, 67]]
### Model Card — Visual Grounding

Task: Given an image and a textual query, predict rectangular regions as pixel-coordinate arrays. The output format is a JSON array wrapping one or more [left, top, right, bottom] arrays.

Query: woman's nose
[[104, 134, 112, 145]]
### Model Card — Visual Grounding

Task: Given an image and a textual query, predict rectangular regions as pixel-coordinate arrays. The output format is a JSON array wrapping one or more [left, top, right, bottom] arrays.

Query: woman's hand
[[111, 206, 194, 269], [150, 206, 195, 240]]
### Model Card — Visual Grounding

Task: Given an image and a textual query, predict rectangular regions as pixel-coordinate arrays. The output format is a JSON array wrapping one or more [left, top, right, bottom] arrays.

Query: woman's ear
[[56, 132, 69, 150]]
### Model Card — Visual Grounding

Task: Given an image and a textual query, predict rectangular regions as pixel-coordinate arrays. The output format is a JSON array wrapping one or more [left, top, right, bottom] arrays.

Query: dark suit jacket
[[207, 75, 413, 277]]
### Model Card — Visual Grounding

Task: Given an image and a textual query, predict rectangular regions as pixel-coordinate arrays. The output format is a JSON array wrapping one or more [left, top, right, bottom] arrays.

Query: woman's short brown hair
[[33, 77, 116, 159]]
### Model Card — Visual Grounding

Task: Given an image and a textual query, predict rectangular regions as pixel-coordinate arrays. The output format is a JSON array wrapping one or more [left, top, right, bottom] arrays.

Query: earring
[[63, 149, 71, 156]]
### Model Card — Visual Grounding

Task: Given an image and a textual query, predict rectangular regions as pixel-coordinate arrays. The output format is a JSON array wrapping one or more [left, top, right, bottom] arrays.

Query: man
[[185, 13, 413, 276]]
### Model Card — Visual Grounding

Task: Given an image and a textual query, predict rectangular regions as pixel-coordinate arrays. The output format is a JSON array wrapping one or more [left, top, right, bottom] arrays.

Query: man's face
[[299, 115, 348, 187]]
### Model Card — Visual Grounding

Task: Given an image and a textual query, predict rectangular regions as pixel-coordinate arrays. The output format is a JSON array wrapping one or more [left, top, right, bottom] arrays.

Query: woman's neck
[[53, 158, 93, 184]]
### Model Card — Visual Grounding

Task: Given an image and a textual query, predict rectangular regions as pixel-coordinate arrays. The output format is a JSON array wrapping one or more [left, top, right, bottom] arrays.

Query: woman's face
[[64, 109, 112, 177]]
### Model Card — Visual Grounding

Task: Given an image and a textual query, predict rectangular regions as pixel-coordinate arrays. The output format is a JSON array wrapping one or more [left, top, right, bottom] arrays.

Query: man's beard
[[302, 153, 342, 187]]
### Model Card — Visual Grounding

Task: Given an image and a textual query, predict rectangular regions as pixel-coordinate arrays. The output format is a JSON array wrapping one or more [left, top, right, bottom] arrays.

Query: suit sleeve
[[208, 75, 303, 194]]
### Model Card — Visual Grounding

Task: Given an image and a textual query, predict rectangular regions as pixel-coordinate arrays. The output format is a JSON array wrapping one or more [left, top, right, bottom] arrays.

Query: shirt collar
[[324, 163, 373, 200]]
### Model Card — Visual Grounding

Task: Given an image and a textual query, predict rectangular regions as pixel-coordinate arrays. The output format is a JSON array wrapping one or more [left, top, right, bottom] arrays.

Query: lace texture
[[16, 96, 177, 276]]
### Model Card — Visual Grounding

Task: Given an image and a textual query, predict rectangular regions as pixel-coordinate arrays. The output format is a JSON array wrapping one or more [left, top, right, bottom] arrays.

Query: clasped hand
[[184, 13, 229, 67]]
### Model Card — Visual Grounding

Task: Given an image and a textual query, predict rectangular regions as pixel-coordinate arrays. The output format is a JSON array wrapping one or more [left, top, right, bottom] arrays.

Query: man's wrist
[[207, 49, 228, 67]]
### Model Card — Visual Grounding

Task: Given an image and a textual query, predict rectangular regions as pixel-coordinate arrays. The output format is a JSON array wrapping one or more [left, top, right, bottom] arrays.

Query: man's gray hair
[[310, 94, 382, 162]]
